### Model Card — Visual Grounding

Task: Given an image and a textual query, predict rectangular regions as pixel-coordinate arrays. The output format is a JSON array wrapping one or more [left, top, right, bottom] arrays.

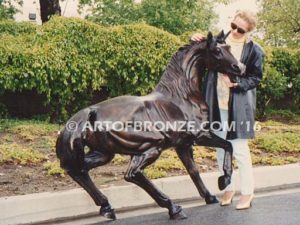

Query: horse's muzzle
[[231, 62, 246, 76]]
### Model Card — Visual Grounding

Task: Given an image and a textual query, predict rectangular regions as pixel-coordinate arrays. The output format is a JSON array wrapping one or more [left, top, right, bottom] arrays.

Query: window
[[28, 13, 36, 21]]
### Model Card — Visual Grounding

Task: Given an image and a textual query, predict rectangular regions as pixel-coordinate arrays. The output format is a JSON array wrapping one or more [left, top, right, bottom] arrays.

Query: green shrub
[[0, 20, 37, 35], [0, 102, 8, 118], [257, 63, 288, 116], [1, 17, 299, 121], [256, 46, 300, 116], [271, 49, 300, 102], [0, 17, 182, 122]]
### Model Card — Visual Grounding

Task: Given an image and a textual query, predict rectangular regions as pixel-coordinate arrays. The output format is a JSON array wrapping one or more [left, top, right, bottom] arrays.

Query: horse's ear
[[207, 31, 213, 48], [224, 30, 231, 41], [216, 30, 225, 42]]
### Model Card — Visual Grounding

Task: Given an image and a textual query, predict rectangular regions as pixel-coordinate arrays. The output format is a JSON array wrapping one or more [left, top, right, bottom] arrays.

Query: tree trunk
[[39, 0, 61, 23]]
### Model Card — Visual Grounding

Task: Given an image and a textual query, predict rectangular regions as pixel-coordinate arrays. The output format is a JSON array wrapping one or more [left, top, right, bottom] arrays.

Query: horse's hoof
[[169, 208, 188, 220], [218, 175, 231, 190], [205, 195, 219, 204], [170, 210, 187, 220], [100, 205, 117, 220]]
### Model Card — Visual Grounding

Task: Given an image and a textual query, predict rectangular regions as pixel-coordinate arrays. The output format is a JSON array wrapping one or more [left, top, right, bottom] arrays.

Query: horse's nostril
[[232, 64, 239, 69], [231, 64, 240, 70]]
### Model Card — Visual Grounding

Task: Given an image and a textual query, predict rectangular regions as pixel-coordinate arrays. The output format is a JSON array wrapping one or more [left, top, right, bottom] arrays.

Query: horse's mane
[[154, 40, 207, 100]]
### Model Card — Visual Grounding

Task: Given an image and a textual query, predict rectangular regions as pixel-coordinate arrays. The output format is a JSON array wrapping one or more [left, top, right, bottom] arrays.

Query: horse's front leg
[[175, 145, 219, 204], [194, 131, 233, 190], [124, 148, 187, 220]]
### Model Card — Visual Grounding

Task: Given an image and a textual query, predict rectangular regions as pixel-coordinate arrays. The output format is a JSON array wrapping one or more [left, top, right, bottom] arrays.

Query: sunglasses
[[231, 22, 247, 34]]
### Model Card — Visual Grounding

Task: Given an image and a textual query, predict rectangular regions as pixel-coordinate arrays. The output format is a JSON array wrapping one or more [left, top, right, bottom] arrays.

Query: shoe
[[236, 194, 254, 210], [220, 191, 235, 206]]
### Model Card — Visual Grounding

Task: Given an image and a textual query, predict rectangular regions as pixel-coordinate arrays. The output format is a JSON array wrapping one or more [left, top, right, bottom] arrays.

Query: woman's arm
[[191, 33, 205, 42], [234, 47, 264, 92]]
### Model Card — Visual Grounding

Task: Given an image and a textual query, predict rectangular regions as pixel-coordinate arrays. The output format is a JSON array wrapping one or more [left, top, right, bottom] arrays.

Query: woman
[[191, 10, 264, 209]]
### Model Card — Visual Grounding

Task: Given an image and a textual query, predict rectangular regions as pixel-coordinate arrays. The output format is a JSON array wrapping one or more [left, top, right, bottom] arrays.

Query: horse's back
[[89, 93, 185, 123]]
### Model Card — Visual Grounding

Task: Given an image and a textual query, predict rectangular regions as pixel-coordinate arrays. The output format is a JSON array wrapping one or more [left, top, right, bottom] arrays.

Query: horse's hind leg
[[83, 150, 114, 171], [195, 131, 233, 191], [68, 150, 116, 220], [124, 148, 187, 220], [68, 171, 116, 219], [175, 146, 219, 204]]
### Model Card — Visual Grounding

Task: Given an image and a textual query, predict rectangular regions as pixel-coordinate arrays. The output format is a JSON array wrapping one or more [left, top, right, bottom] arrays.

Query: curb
[[1, 163, 299, 225]]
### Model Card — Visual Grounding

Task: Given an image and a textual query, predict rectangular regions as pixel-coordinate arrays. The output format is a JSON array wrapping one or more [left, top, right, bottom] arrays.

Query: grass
[[0, 119, 59, 167], [144, 167, 167, 179], [0, 118, 58, 133], [251, 154, 298, 166], [43, 161, 65, 177], [193, 146, 217, 161], [251, 132, 300, 153], [152, 150, 184, 170], [0, 110, 299, 179], [248, 119, 300, 166], [0, 143, 47, 165], [0, 119, 58, 152], [112, 154, 128, 165]]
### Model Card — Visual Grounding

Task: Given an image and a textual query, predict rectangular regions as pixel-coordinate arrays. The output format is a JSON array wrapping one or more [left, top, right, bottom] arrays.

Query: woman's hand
[[223, 74, 238, 88], [191, 33, 205, 42]]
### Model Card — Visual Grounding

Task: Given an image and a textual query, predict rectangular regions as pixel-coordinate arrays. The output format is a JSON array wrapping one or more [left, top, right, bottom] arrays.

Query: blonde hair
[[234, 10, 257, 32]]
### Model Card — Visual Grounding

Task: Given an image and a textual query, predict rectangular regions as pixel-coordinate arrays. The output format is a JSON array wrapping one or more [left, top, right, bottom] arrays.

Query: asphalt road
[[56, 189, 300, 225], [90, 191, 300, 225]]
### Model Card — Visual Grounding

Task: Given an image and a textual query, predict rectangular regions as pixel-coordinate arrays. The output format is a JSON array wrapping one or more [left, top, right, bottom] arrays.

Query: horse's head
[[155, 31, 246, 97], [204, 31, 245, 77]]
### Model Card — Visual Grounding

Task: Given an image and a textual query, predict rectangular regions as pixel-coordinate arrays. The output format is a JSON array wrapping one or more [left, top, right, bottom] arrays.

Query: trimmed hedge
[[0, 17, 182, 121], [0, 20, 37, 35], [0, 17, 299, 121], [257, 44, 300, 116]]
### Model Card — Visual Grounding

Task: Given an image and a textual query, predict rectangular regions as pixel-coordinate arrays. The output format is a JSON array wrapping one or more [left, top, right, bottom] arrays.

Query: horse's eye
[[215, 47, 221, 54]]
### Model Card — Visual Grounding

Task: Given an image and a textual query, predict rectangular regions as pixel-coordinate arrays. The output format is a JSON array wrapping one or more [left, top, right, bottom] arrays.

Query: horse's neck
[[154, 48, 206, 104]]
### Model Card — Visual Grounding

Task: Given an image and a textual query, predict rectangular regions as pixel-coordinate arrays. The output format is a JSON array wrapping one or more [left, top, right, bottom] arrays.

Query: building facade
[[14, 0, 84, 24]]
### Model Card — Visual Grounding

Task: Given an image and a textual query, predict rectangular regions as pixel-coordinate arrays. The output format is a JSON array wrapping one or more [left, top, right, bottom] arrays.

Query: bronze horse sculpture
[[56, 31, 244, 220]]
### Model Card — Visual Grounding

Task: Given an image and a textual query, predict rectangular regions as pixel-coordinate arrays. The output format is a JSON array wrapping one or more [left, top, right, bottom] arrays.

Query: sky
[[15, 0, 260, 28]]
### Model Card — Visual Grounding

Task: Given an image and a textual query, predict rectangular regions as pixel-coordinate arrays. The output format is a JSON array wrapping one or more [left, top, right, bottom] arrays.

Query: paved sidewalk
[[0, 163, 299, 225]]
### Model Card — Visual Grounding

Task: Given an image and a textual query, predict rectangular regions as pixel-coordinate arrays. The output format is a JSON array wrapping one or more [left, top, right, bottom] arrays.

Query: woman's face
[[231, 16, 250, 39]]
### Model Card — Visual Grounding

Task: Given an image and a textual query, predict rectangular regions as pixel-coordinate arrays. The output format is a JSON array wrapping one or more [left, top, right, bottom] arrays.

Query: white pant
[[214, 109, 254, 195]]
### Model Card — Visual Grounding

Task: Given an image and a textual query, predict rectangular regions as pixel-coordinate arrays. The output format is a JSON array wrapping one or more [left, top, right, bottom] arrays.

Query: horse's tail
[[56, 108, 96, 173]]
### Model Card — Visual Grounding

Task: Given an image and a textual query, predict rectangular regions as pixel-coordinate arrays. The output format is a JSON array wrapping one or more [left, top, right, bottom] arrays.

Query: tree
[[140, 0, 216, 35], [81, 0, 139, 26], [39, 0, 61, 23], [257, 0, 300, 47], [0, 0, 22, 20], [79, 0, 217, 35]]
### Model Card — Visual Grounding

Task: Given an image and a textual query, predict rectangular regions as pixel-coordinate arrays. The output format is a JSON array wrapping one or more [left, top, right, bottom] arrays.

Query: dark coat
[[203, 40, 264, 140]]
